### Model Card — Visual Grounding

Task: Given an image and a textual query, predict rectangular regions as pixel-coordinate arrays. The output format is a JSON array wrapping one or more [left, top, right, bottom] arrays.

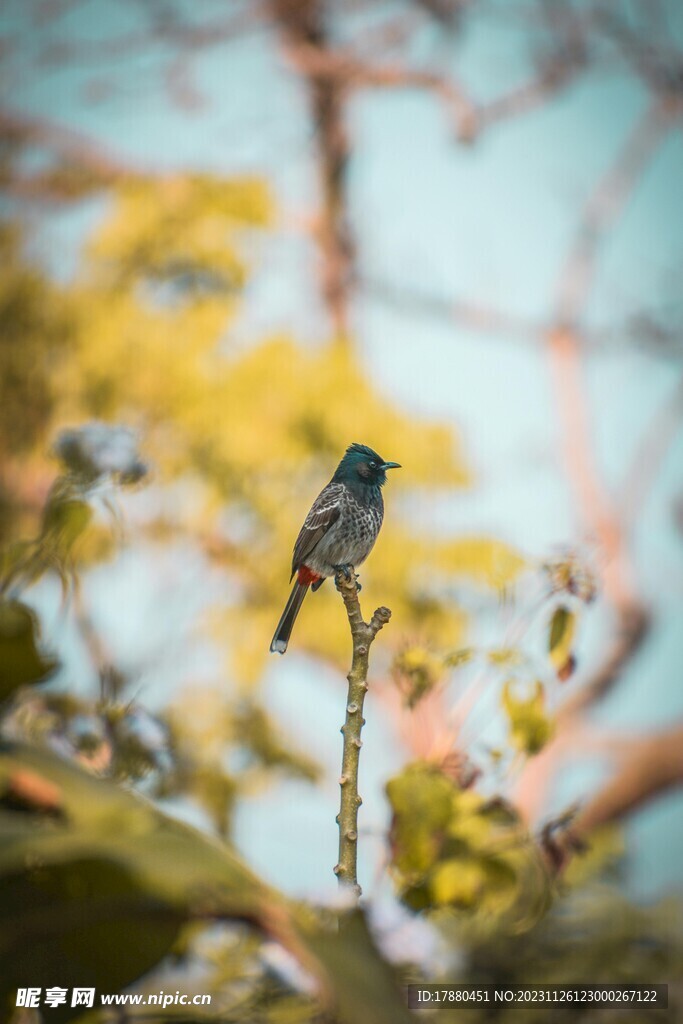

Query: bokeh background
[[2, 1, 683, 1021]]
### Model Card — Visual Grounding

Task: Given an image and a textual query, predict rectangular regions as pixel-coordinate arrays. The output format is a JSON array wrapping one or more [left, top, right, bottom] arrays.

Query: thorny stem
[[333, 567, 391, 901]]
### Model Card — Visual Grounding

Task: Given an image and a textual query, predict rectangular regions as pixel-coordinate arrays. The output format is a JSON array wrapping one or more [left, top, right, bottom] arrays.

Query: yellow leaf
[[431, 857, 484, 907], [502, 680, 553, 755]]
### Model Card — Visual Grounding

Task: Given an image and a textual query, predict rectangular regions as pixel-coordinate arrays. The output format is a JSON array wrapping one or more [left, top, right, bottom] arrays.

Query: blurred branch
[[619, 372, 683, 532], [36, 1, 265, 67], [279, 31, 585, 144], [558, 602, 650, 722], [30, 0, 89, 27], [546, 327, 638, 608], [271, 0, 591, 333], [0, 109, 129, 172], [0, 109, 135, 201], [596, 4, 683, 102], [410, 0, 470, 27], [576, 724, 683, 827], [542, 722, 683, 873], [361, 274, 545, 342], [555, 98, 677, 327], [362, 275, 681, 353], [333, 567, 391, 901], [479, 52, 587, 134], [272, 0, 354, 337], [546, 100, 677, 610]]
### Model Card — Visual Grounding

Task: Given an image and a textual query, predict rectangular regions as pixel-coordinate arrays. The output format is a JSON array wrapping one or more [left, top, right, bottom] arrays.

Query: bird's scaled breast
[[341, 492, 383, 540], [309, 492, 383, 572]]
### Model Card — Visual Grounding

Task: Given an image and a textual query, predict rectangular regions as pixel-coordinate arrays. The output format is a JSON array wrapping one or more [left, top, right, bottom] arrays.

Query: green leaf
[[0, 601, 58, 699], [548, 605, 576, 680], [42, 495, 93, 558]]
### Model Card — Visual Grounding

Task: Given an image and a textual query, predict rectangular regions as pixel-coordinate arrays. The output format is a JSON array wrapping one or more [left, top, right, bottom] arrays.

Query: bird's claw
[[334, 565, 361, 591]]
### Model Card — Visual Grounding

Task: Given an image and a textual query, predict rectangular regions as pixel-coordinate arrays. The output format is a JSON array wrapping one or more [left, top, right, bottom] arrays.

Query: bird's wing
[[291, 481, 343, 577]]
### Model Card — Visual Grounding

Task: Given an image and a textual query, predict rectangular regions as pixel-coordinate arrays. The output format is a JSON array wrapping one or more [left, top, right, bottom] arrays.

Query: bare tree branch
[[272, 0, 355, 337], [333, 567, 391, 901], [542, 723, 683, 873], [555, 99, 677, 328], [619, 372, 683, 531]]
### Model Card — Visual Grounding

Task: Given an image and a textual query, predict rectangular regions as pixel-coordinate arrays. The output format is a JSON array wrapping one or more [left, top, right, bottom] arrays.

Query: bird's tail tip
[[270, 638, 288, 655]]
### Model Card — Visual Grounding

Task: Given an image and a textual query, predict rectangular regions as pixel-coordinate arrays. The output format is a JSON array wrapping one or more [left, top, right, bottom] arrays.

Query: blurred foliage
[[392, 644, 444, 708], [387, 763, 550, 931], [431, 888, 683, 1022], [0, 741, 263, 1023], [0, 225, 73, 541], [0, 743, 413, 1024], [388, 760, 683, 1019], [501, 679, 554, 756], [0, 600, 58, 699], [159, 688, 320, 839]]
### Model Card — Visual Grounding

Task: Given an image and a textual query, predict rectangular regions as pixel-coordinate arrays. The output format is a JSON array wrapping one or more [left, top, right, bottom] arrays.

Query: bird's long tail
[[270, 581, 309, 654]]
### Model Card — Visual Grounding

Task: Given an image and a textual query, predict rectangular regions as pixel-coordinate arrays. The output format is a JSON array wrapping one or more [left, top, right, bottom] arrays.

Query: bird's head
[[333, 443, 401, 487]]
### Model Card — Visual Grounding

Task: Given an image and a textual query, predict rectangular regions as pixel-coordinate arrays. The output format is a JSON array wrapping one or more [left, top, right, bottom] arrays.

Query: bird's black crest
[[345, 442, 383, 463]]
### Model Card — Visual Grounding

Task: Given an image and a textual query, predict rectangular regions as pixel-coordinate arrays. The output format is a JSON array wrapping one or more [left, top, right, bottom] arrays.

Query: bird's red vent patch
[[297, 565, 321, 586]]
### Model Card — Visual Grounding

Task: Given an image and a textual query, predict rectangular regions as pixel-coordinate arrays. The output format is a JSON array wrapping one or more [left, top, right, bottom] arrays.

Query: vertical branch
[[271, 0, 353, 337], [333, 567, 391, 901]]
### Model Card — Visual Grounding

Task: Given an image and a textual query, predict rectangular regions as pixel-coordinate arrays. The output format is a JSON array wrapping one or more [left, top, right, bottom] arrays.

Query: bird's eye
[[369, 461, 377, 469]]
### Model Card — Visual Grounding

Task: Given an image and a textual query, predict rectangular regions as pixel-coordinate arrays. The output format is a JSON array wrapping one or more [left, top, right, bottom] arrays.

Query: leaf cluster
[[387, 763, 550, 931]]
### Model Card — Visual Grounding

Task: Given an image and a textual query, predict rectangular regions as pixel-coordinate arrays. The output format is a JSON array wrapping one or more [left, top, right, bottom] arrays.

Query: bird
[[270, 443, 401, 654]]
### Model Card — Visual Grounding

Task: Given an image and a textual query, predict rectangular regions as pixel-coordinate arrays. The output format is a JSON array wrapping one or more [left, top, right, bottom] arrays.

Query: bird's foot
[[333, 565, 361, 591]]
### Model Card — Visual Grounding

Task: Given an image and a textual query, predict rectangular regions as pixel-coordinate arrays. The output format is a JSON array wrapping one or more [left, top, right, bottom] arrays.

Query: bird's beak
[[380, 462, 401, 470]]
